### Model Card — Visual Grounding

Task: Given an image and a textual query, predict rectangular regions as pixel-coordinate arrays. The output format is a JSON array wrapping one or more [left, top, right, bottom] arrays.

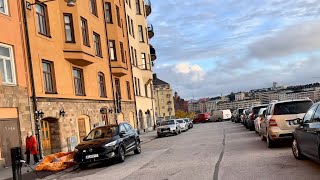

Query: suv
[[157, 119, 181, 137], [74, 122, 141, 169], [247, 105, 268, 131], [260, 99, 313, 148], [193, 113, 210, 123]]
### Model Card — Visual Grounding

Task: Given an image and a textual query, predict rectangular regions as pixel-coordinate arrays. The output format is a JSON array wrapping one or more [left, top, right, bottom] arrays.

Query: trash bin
[[11, 147, 23, 180]]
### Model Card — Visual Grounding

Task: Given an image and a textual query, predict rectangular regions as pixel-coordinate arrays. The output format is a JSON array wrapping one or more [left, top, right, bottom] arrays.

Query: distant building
[[235, 92, 246, 101], [153, 74, 175, 119], [174, 92, 188, 112], [217, 99, 262, 110]]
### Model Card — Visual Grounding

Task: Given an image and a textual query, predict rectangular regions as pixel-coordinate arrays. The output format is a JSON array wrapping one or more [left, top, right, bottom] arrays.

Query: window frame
[[0, 0, 9, 15], [35, 3, 50, 37], [126, 81, 132, 100], [141, 53, 146, 69], [42, 60, 56, 94], [145, 84, 148, 97], [135, 0, 141, 15], [131, 19, 135, 38], [109, 40, 117, 61], [81, 17, 90, 47], [138, 25, 144, 42], [98, 72, 107, 97], [116, 5, 121, 28], [120, 42, 125, 63], [73, 67, 86, 96], [90, 0, 98, 17], [137, 78, 141, 96], [105, 2, 113, 24], [134, 49, 137, 66], [63, 13, 75, 43], [93, 32, 102, 57], [0, 43, 16, 85]]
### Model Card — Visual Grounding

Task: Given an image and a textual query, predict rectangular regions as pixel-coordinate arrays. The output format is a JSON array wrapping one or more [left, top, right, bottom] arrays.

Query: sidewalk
[[139, 130, 157, 144]]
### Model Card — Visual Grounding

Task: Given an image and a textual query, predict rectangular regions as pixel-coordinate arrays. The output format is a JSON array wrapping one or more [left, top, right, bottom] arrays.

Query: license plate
[[86, 154, 99, 159]]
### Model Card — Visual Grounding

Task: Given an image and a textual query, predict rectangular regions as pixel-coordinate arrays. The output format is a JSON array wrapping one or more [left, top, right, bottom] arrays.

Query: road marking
[[213, 128, 226, 180]]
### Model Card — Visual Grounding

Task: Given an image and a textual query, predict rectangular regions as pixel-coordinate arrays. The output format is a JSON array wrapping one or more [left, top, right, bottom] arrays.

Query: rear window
[[252, 106, 268, 115], [238, 109, 244, 114], [273, 101, 313, 115]]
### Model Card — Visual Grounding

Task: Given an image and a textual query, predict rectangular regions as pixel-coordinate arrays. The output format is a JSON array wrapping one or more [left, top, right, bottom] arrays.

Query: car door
[[305, 105, 320, 158], [124, 123, 136, 150], [119, 124, 130, 150], [295, 104, 318, 156]]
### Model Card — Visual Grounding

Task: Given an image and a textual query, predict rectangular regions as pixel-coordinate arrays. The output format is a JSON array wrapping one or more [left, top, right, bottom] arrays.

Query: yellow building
[[124, 0, 156, 132], [25, 0, 135, 155], [153, 74, 175, 119]]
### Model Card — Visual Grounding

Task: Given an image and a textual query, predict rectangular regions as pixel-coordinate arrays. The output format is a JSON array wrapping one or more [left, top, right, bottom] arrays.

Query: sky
[[147, 0, 320, 99]]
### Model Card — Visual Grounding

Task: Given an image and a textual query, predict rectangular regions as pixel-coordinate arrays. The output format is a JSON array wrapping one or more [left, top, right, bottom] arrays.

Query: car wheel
[[260, 132, 266, 141], [134, 140, 142, 154], [157, 133, 162, 138], [117, 146, 125, 163], [175, 129, 179, 135], [292, 138, 304, 160], [267, 133, 275, 148], [78, 163, 88, 170]]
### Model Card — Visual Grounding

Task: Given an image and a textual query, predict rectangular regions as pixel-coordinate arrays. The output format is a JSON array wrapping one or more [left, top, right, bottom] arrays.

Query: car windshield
[[177, 120, 184, 123], [84, 126, 118, 141], [273, 101, 313, 115], [183, 118, 189, 122], [239, 109, 244, 114], [161, 120, 175, 125], [253, 106, 268, 115]]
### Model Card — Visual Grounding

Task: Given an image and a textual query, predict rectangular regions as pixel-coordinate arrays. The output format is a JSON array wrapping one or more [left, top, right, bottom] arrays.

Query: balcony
[[145, 0, 152, 16], [148, 24, 154, 39], [64, 50, 94, 66], [150, 45, 157, 61], [141, 69, 153, 84]]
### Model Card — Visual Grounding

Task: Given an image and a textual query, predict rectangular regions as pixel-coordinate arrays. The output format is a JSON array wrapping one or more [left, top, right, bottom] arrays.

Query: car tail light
[[250, 114, 255, 120], [269, 119, 278, 126]]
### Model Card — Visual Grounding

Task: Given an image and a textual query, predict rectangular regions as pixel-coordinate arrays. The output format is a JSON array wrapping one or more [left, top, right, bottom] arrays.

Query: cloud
[[248, 21, 320, 59]]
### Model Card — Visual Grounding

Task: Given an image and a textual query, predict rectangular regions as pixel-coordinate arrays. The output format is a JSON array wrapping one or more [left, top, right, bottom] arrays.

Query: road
[[45, 122, 320, 180]]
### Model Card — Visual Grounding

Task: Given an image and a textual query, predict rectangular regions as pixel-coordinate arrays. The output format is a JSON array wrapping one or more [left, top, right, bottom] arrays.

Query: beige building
[[125, 0, 156, 132], [217, 99, 262, 110], [153, 74, 175, 119]]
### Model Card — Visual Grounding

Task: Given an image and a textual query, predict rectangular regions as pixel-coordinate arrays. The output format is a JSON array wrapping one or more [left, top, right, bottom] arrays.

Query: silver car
[[157, 119, 181, 137]]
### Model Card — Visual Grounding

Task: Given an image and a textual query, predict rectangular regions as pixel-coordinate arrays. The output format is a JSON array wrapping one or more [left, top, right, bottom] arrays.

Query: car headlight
[[105, 140, 117, 147]]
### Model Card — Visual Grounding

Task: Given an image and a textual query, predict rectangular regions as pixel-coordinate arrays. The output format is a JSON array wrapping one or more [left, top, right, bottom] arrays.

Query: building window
[[90, 0, 98, 17], [0, 0, 8, 15], [115, 78, 121, 98], [145, 84, 148, 97], [128, 0, 131, 8], [63, 13, 75, 43], [109, 40, 117, 61], [42, 60, 56, 93], [98, 72, 106, 97], [116, 5, 121, 27], [0, 44, 15, 85], [93, 32, 102, 57], [126, 81, 132, 100], [130, 46, 134, 65], [81, 17, 90, 46], [131, 19, 135, 38], [73, 68, 85, 96], [127, 16, 131, 35], [138, 25, 144, 42], [141, 53, 146, 69], [105, 2, 112, 23], [137, 78, 141, 96], [135, 0, 141, 14], [162, 106, 165, 109], [134, 77, 137, 95], [120, 42, 125, 63], [36, 4, 50, 36], [134, 49, 137, 66]]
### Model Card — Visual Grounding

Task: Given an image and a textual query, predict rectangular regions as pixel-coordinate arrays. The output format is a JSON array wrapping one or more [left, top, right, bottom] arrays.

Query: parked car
[[247, 105, 268, 131], [157, 119, 181, 137], [193, 113, 210, 123], [254, 108, 267, 134], [292, 102, 320, 162], [260, 99, 313, 148], [231, 110, 237, 122], [184, 118, 193, 129], [177, 119, 188, 132], [210, 109, 232, 122], [74, 122, 141, 169], [235, 108, 244, 123], [242, 109, 250, 128]]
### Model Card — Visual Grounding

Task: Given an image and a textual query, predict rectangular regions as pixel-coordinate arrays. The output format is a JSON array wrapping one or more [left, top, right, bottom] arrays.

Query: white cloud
[[174, 63, 205, 81]]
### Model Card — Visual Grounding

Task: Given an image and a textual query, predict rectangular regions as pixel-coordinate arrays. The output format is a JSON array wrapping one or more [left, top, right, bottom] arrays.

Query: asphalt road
[[45, 122, 320, 180]]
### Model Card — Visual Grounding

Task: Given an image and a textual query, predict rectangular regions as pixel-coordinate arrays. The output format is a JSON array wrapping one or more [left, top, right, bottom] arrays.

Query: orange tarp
[[36, 152, 76, 171]]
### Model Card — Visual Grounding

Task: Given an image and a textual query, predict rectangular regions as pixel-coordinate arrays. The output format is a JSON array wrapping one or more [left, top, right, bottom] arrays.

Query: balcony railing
[[145, 0, 152, 16], [148, 24, 154, 39], [150, 45, 156, 61]]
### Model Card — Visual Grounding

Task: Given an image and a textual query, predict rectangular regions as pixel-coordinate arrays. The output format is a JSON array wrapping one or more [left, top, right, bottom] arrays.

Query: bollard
[[11, 147, 23, 180]]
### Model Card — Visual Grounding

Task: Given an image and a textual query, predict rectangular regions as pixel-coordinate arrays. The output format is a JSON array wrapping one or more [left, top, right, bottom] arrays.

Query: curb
[[141, 137, 157, 145]]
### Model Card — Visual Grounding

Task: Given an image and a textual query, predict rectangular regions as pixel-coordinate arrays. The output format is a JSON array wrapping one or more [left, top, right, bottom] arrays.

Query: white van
[[210, 109, 232, 122]]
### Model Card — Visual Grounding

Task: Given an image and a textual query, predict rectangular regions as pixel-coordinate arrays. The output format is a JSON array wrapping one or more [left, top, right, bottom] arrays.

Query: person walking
[[26, 131, 39, 165]]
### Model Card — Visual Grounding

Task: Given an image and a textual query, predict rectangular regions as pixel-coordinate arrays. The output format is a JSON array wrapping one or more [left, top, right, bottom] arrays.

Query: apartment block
[[217, 99, 262, 110]]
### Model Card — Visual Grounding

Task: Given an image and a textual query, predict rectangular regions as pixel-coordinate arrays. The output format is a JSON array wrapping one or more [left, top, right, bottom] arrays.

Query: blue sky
[[148, 0, 320, 99]]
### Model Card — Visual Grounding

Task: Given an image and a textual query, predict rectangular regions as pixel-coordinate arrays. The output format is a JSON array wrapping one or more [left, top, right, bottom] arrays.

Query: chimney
[[153, 74, 157, 79]]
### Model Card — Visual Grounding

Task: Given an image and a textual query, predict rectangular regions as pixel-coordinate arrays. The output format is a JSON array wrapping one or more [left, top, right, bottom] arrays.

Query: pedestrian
[[25, 131, 39, 165]]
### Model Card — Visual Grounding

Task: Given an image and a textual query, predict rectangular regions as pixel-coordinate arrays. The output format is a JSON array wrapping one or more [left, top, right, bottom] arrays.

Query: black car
[[292, 102, 320, 163], [74, 122, 141, 169]]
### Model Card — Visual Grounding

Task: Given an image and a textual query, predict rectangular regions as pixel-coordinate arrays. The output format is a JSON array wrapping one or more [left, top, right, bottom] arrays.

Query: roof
[[153, 74, 169, 85], [270, 98, 312, 104]]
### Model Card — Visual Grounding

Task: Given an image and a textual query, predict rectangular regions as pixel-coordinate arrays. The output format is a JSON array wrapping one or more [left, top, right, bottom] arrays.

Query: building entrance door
[[40, 120, 51, 155]]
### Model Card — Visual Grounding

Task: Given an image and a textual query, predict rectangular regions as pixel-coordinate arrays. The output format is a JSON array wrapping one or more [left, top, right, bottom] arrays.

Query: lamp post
[[21, 0, 76, 159]]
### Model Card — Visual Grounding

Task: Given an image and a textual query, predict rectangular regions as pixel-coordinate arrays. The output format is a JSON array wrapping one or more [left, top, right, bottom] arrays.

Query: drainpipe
[[21, 0, 43, 159]]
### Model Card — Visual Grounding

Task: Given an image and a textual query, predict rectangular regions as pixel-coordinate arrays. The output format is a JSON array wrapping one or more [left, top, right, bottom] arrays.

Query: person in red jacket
[[26, 131, 39, 165]]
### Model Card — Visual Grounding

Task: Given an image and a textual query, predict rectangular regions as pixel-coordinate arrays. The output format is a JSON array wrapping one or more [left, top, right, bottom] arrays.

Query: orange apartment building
[[0, 0, 33, 167], [24, 0, 136, 155]]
